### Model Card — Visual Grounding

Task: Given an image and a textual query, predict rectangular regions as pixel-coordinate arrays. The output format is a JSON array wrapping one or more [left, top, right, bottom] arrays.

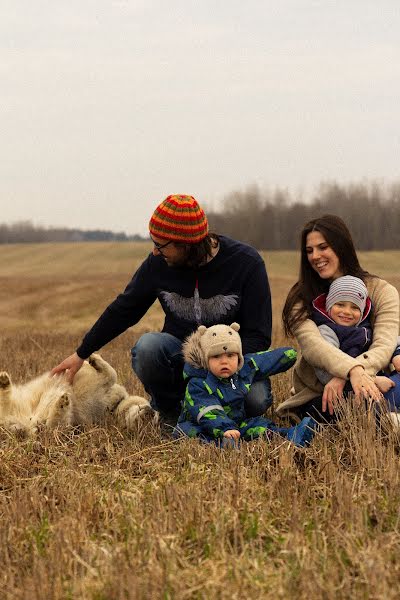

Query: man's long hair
[[178, 233, 219, 269]]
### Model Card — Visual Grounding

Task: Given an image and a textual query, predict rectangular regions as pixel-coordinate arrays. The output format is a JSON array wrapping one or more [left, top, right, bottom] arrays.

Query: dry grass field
[[1, 242, 400, 600]]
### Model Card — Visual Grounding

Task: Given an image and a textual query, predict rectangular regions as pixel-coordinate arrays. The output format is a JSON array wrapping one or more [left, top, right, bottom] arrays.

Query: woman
[[278, 214, 399, 421]]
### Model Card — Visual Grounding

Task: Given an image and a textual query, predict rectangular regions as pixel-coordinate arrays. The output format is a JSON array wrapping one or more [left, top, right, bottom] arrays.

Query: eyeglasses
[[151, 236, 173, 252]]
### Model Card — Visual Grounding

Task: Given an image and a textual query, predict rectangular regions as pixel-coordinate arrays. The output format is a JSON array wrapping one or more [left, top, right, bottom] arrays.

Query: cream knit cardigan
[[276, 277, 400, 414]]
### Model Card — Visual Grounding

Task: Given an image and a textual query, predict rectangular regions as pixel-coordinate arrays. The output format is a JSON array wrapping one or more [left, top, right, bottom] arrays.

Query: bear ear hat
[[230, 322, 240, 332], [198, 325, 207, 336]]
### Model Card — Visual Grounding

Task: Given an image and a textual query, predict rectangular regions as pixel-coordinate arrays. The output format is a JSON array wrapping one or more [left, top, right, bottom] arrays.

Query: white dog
[[0, 353, 158, 435]]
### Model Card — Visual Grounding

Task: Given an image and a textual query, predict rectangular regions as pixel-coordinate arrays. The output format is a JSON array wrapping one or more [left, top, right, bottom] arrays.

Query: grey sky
[[1, 1, 399, 235]]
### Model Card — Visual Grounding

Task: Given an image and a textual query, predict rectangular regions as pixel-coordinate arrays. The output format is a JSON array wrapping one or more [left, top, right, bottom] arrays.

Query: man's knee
[[132, 332, 161, 359], [245, 379, 273, 417], [131, 332, 182, 379], [131, 333, 184, 416]]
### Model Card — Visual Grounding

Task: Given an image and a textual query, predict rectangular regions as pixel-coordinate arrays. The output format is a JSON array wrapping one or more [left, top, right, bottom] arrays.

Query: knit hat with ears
[[149, 194, 209, 243], [326, 275, 368, 324], [198, 322, 244, 370]]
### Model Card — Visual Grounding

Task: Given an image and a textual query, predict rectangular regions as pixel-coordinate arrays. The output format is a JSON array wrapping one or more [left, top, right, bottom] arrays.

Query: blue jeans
[[131, 332, 273, 418]]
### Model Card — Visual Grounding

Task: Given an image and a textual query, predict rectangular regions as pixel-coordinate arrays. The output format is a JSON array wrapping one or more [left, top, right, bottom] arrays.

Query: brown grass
[[1, 243, 400, 599]]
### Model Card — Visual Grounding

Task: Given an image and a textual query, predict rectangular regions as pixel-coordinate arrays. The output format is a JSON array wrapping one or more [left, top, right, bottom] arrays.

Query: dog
[[0, 353, 158, 435]]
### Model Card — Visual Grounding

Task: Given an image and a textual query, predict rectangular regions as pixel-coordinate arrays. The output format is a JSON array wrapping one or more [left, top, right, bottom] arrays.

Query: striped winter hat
[[326, 275, 368, 321], [149, 195, 209, 243]]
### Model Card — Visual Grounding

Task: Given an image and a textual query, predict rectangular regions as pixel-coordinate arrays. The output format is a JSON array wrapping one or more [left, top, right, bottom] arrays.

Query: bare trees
[[0, 221, 138, 244], [208, 180, 400, 249], [2, 180, 400, 248]]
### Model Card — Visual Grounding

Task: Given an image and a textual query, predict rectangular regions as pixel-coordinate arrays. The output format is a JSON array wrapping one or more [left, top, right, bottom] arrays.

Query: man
[[51, 194, 272, 422]]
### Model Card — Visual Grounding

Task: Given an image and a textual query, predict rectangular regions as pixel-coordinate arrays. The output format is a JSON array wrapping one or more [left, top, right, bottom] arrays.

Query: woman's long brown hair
[[282, 214, 370, 337]]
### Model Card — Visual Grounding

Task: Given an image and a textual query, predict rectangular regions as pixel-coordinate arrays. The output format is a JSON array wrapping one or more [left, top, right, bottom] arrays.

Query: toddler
[[175, 322, 316, 447], [312, 275, 400, 417]]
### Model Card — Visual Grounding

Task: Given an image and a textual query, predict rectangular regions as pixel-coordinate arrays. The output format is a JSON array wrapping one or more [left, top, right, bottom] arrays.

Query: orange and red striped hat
[[149, 195, 209, 243]]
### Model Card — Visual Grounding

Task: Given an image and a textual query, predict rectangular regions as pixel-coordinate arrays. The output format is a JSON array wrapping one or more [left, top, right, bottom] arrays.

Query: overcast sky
[[1, 1, 399, 235]]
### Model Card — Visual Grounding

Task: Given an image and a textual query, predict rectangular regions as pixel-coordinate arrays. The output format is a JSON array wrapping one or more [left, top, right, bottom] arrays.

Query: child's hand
[[375, 375, 395, 394], [223, 429, 241, 440], [392, 355, 400, 372]]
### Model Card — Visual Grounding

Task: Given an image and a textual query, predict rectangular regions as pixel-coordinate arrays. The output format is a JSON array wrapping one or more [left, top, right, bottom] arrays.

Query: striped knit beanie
[[326, 276, 368, 323], [149, 195, 209, 243]]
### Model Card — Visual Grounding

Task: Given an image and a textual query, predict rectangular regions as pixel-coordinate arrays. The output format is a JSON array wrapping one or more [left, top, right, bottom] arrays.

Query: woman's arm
[[294, 279, 399, 379], [356, 279, 399, 374], [294, 318, 362, 379], [296, 321, 382, 413]]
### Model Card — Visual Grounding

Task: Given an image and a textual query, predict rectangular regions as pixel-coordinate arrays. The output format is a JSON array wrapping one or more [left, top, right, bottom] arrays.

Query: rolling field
[[1, 242, 400, 599]]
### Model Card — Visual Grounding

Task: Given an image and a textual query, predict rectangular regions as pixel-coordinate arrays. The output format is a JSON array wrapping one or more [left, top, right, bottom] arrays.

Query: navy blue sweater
[[76, 236, 272, 358]]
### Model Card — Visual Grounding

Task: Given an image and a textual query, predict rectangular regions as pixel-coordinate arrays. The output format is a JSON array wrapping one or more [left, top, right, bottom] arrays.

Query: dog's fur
[[0, 354, 158, 435]]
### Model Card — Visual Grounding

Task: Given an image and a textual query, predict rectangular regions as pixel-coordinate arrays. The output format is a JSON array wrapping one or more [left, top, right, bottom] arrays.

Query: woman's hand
[[349, 366, 382, 402], [223, 429, 241, 440], [322, 377, 346, 415]]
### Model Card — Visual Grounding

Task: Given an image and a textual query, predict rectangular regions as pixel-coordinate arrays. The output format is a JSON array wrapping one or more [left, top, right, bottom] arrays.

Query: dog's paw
[[0, 372, 11, 389], [46, 393, 72, 427], [57, 393, 70, 410], [88, 355, 101, 371], [138, 405, 159, 425], [2, 421, 29, 437]]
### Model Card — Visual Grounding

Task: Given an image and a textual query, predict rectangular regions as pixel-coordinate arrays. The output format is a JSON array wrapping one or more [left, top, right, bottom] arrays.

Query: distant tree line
[[0, 221, 147, 244], [208, 180, 400, 250], [2, 180, 400, 249]]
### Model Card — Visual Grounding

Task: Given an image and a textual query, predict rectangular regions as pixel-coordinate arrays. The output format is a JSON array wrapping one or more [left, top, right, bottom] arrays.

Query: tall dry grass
[[1, 243, 400, 599]]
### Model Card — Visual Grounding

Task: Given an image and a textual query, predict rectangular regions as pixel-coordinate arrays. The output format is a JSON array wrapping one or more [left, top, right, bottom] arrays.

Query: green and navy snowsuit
[[175, 347, 299, 442]]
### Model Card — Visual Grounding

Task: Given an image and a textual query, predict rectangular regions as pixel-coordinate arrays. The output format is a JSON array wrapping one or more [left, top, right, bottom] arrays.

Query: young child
[[312, 275, 400, 414], [174, 322, 316, 447]]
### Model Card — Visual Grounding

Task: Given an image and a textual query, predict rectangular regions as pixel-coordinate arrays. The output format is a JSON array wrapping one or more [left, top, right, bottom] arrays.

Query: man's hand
[[322, 377, 346, 415], [223, 429, 241, 440], [50, 352, 84, 384]]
